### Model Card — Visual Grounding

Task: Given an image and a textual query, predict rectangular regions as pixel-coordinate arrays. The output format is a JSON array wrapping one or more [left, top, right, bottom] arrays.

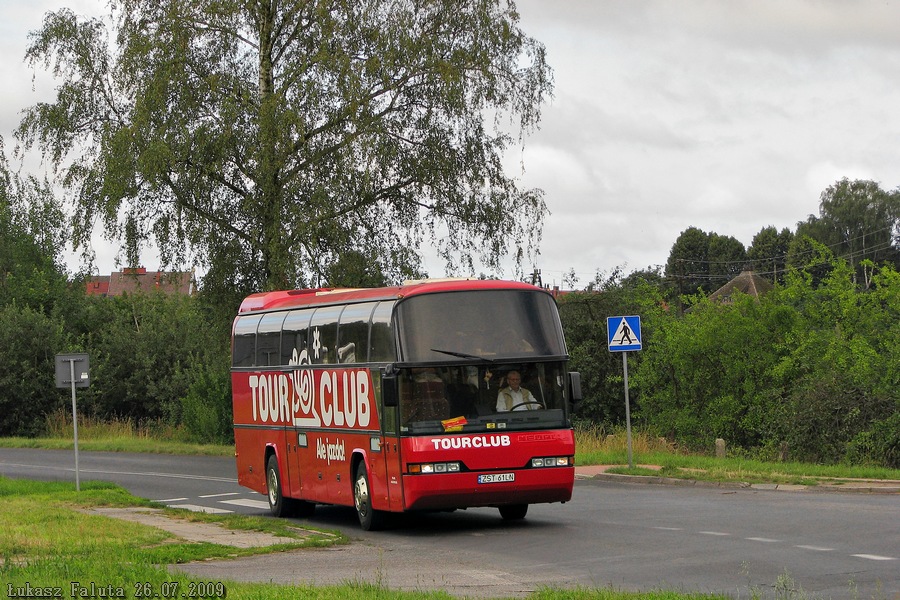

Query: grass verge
[[0, 435, 233, 456], [575, 427, 900, 485]]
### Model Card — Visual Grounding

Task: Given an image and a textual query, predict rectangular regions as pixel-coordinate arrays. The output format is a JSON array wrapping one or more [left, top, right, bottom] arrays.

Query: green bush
[[0, 305, 69, 436], [846, 412, 900, 468], [74, 293, 229, 423], [180, 360, 233, 444]]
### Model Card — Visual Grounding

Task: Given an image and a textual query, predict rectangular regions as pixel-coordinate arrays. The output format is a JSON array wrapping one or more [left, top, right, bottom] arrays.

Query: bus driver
[[496, 370, 540, 411]]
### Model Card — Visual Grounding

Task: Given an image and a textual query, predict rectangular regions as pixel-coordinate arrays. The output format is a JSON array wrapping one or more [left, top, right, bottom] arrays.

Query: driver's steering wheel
[[507, 400, 545, 411]]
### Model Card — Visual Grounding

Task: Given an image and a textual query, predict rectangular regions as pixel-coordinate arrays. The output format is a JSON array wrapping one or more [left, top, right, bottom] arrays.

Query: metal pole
[[623, 352, 634, 469], [69, 359, 80, 492]]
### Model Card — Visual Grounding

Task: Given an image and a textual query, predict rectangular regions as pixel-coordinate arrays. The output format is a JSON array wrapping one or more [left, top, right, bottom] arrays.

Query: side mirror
[[382, 366, 399, 407], [568, 371, 583, 404]]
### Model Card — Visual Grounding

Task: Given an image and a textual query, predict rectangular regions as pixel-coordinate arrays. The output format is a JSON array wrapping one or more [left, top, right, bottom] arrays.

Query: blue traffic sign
[[607, 316, 642, 352]]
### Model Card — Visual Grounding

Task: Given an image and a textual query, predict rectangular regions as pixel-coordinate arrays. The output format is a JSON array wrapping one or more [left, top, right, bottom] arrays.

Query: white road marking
[[168, 504, 233, 514], [219, 498, 271, 510], [156, 497, 188, 502], [199, 492, 241, 498], [652, 525, 892, 566]]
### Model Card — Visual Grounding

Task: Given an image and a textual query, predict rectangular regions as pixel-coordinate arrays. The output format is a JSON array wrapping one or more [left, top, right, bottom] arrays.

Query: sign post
[[607, 316, 642, 469], [55, 353, 90, 491]]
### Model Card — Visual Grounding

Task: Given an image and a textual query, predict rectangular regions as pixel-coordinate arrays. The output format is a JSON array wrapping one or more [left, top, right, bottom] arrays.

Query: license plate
[[478, 473, 515, 484]]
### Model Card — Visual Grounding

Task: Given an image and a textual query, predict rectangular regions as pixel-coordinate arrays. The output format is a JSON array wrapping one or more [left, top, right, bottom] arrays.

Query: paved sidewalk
[[574, 465, 900, 493], [80, 507, 332, 548]]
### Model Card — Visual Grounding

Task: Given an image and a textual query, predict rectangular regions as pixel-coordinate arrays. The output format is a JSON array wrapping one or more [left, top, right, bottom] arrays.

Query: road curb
[[577, 472, 900, 494], [580, 472, 749, 489]]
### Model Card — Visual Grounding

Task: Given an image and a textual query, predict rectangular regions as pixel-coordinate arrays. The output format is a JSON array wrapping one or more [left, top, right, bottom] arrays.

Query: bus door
[[374, 368, 405, 511], [286, 426, 317, 502]]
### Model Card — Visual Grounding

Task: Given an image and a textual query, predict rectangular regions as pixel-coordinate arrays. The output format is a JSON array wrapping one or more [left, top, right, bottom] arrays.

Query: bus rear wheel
[[353, 463, 385, 531], [266, 455, 289, 517], [499, 503, 528, 520]]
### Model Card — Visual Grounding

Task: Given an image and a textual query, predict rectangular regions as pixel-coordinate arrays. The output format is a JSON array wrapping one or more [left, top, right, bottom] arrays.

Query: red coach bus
[[232, 279, 582, 529]]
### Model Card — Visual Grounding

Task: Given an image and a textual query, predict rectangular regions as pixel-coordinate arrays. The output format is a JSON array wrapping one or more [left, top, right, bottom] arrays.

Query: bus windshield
[[395, 289, 567, 362]]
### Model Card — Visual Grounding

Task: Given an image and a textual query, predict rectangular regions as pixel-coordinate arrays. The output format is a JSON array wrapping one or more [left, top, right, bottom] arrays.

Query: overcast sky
[[3, 1, 900, 287]]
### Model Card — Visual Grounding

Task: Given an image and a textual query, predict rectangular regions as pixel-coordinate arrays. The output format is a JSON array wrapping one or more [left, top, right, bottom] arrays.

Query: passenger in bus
[[496, 370, 540, 411]]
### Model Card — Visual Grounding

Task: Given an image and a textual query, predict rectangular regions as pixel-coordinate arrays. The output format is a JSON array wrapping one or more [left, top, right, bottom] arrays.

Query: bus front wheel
[[353, 463, 385, 531], [499, 504, 528, 520]]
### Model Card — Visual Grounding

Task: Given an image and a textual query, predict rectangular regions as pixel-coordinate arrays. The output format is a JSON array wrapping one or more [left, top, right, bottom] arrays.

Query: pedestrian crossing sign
[[607, 316, 642, 352]]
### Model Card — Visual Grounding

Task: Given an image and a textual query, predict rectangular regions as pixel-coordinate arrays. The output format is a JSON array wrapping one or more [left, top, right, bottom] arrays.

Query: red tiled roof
[[85, 276, 111, 296]]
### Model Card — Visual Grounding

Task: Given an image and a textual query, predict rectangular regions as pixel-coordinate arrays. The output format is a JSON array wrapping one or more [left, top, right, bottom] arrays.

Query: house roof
[[85, 268, 194, 297], [708, 270, 773, 303]]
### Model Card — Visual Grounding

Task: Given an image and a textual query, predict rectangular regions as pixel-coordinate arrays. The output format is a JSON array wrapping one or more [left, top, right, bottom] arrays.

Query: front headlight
[[531, 456, 572, 468], [408, 462, 461, 474]]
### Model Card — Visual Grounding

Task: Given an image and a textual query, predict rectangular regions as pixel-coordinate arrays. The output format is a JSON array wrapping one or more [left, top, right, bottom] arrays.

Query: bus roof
[[237, 279, 546, 314]]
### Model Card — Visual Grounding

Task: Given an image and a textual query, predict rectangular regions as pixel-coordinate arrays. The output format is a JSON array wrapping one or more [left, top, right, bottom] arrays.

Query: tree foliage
[[0, 139, 69, 313], [707, 232, 747, 286], [785, 234, 836, 288], [18, 0, 552, 295], [665, 226, 709, 296], [747, 225, 793, 284], [796, 178, 900, 286]]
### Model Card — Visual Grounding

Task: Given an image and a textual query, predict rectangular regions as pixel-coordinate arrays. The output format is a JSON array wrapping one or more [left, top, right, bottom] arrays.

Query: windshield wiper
[[430, 348, 494, 363]]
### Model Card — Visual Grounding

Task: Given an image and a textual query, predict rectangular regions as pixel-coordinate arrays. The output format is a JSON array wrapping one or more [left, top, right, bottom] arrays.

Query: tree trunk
[[257, 3, 289, 291]]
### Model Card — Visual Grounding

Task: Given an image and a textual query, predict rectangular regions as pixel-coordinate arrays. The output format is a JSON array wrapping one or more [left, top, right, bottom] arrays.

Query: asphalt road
[[1, 447, 897, 598]]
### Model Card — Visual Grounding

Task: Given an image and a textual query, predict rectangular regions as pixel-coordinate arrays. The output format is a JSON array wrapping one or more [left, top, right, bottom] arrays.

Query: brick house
[[85, 267, 195, 297]]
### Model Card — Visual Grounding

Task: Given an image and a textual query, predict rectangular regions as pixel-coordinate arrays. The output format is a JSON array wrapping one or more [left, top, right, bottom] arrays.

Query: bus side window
[[369, 301, 396, 363], [309, 306, 341, 364], [337, 302, 377, 364], [281, 309, 312, 364], [256, 312, 286, 367], [232, 314, 261, 367]]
